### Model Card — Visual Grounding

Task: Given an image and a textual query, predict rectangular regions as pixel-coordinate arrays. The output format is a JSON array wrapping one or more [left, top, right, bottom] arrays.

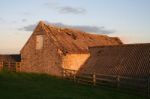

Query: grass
[[0, 71, 148, 99]]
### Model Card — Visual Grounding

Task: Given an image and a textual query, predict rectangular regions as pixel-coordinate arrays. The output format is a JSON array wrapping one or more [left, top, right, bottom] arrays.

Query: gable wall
[[21, 30, 62, 76]]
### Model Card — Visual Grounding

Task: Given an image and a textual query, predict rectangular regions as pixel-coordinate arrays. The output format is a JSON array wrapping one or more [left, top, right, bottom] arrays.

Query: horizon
[[0, 0, 150, 54]]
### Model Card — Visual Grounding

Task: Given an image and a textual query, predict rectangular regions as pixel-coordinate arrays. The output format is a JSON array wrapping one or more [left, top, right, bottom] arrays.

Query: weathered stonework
[[62, 54, 90, 70], [21, 23, 62, 76]]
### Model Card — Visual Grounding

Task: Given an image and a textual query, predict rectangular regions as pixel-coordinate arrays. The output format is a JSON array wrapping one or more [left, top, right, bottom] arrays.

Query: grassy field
[[0, 71, 148, 99]]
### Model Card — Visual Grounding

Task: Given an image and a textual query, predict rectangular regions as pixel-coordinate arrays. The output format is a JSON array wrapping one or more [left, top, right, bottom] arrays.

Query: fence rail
[[0, 62, 3, 70], [0, 61, 21, 72], [63, 69, 150, 97]]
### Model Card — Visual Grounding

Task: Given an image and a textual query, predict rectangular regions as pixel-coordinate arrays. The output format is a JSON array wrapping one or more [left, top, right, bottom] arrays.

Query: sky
[[0, 0, 150, 54]]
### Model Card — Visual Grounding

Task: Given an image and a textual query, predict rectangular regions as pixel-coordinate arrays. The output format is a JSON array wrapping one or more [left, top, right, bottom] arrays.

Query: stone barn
[[78, 43, 150, 79], [20, 21, 122, 76]]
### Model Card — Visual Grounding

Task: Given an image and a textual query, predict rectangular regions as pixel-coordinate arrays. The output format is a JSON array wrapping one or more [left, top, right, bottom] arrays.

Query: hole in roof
[[88, 36, 94, 42], [98, 50, 103, 54], [97, 50, 103, 56], [66, 32, 77, 40]]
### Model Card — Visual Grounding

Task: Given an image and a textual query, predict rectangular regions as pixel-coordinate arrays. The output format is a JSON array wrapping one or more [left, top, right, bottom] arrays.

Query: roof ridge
[[89, 43, 150, 48], [41, 21, 110, 38], [38, 20, 46, 27], [20, 21, 122, 54], [42, 21, 109, 37]]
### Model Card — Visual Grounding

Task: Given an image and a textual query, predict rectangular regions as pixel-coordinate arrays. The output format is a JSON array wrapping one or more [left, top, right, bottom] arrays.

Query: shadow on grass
[[0, 71, 148, 99]]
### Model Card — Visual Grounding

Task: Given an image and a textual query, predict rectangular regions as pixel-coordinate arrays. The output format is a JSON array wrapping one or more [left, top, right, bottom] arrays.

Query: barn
[[20, 21, 122, 76], [78, 43, 150, 79]]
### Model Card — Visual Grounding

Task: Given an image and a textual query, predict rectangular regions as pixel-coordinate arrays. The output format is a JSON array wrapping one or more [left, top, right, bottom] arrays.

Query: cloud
[[19, 21, 115, 34], [44, 2, 86, 14], [46, 22, 114, 34], [44, 2, 59, 8], [58, 6, 86, 14], [22, 18, 27, 22], [22, 12, 32, 16], [19, 24, 36, 31]]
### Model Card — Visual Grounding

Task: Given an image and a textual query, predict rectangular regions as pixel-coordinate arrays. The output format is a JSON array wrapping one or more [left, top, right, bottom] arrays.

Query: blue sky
[[0, 0, 150, 54]]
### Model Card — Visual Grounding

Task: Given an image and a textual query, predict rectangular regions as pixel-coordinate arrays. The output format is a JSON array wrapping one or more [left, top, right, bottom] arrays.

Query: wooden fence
[[0, 62, 21, 72], [0, 62, 3, 70], [63, 69, 77, 81], [63, 69, 150, 97]]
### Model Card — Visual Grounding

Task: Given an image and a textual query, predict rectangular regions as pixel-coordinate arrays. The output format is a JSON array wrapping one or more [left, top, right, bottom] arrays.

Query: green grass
[[0, 71, 148, 99]]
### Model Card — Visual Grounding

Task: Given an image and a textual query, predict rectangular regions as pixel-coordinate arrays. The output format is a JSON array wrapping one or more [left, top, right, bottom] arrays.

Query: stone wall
[[21, 30, 63, 76], [62, 53, 90, 70]]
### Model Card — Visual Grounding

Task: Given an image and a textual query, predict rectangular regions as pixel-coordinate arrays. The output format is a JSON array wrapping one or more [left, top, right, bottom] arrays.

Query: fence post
[[8, 62, 10, 71], [62, 69, 66, 79], [117, 75, 120, 88], [93, 72, 96, 86], [19, 62, 21, 72], [0, 62, 3, 71], [73, 70, 76, 82], [2, 62, 3, 70], [148, 78, 150, 97], [16, 62, 21, 72]]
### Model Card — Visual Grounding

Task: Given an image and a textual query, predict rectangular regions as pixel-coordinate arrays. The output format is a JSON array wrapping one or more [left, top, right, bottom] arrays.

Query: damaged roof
[[23, 21, 123, 54]]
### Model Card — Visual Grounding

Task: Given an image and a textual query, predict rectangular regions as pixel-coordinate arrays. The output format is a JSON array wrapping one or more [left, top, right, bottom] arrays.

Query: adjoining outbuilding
[[78, 43, 150, 79], [0, 54, 21, 63]]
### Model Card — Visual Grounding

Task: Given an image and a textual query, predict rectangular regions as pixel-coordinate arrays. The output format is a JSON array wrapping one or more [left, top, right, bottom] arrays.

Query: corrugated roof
[[79, 43, 150, 78], [37, 21, 123, 54]]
